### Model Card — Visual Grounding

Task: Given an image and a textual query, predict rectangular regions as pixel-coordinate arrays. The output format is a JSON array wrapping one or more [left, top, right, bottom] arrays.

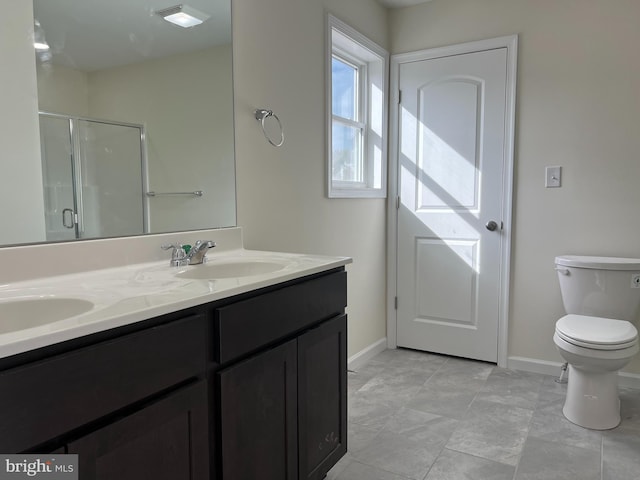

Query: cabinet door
[[298, 314, 347, 480], [68, 381, 209, 480], [218, 339, 298, 480]]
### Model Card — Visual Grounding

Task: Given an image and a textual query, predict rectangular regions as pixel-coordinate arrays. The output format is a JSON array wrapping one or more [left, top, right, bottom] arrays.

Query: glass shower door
[[76, 120, 145, 239], [39, 113, 146, 241], [39, 114, 78, 241]]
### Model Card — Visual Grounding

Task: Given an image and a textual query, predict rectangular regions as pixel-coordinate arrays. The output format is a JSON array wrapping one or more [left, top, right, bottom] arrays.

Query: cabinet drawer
[[0, 314, 207, 452], [215, 271, 347, 364]]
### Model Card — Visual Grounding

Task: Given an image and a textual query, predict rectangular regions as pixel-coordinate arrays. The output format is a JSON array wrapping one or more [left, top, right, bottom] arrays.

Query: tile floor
[[327, 348, 640, 480]]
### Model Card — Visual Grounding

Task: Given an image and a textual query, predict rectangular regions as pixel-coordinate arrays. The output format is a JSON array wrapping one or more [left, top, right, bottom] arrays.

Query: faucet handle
[[161, 242, 183, 253], [161, 243, 188, 267], [193, 240, 216, 250]]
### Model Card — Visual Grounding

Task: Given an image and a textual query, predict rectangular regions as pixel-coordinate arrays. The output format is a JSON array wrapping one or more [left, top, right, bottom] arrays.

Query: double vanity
[[0, 228, 350, 480]]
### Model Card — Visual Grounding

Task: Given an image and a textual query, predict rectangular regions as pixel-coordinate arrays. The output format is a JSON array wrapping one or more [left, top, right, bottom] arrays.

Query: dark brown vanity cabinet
[[215, 270, 348, 480], [219, 339, 299, 480], [69, 381, 210, 480], [0, 267, 347, 480], [0, 313, 210, 479], [217, 316, 347, 480], [298, 314, 347, 480]]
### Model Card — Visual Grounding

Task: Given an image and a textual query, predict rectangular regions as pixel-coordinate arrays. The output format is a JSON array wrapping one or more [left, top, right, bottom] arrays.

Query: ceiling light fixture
[[156, 4, 210, 28]]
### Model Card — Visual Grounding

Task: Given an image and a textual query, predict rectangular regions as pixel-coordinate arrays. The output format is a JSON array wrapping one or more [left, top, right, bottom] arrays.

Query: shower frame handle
[[62, 208, 76, 229]]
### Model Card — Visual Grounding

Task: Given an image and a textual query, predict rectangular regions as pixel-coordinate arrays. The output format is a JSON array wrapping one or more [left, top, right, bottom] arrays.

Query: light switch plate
[[545, 166, 562, 188]]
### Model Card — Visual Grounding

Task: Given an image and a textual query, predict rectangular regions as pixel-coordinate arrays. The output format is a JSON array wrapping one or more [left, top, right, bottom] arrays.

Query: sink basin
[[0, 297, 94, 334], [177, 261, 286, 280]]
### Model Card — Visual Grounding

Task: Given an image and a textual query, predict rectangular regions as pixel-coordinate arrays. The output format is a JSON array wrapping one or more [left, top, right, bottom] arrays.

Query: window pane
[[332, 122, 363, 183], [332, 57, 357, 121]]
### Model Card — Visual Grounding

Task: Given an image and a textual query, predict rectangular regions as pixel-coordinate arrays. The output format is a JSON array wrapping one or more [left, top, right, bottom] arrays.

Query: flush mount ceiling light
[[156, 4, 210, 28]]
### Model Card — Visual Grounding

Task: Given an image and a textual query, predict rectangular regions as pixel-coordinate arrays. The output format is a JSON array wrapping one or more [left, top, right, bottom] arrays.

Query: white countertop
[[0, 248, 351, 359]]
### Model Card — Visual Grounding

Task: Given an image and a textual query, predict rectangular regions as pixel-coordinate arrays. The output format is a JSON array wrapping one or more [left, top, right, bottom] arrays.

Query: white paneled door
[[395, 44, 513, 363]]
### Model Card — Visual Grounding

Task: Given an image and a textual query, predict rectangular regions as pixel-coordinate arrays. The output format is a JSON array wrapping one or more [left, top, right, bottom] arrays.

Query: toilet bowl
[[553, 314, 638, 429], [554, 255, 640, 430]]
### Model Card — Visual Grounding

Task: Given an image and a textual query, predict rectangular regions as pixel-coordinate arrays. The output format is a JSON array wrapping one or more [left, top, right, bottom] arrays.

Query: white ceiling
[[34, 0, 231, 72], [377, 0, 432, 8]]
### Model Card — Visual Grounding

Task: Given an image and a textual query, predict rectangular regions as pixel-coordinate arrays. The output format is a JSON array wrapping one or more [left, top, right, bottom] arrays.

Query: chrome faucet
[[186, 240, 216, 265], [161, 243, 189, 267], [161, 240, 215, 267]]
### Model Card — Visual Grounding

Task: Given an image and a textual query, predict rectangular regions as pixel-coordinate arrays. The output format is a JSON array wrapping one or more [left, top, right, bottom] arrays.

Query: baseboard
[[507, 356, 563, 377], [348, 337, 387, 371], [508, 356, 640, 389], [619, 371, 640, 389]]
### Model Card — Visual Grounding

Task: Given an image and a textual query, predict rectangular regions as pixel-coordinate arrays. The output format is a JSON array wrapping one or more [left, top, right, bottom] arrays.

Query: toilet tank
[[555, 255, 640, 322]]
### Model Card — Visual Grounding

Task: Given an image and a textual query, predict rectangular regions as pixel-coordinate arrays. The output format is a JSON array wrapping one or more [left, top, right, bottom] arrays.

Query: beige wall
[[89, 45, 236, 232], [0, 0, 46, 245], [233, 0, 389, 356], [390, 0, 640, 374], [37, 63, 89, 116]]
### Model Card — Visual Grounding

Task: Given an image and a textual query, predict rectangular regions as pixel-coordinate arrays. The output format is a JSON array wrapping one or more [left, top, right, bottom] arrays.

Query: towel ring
[[254, 109, 284, 147]]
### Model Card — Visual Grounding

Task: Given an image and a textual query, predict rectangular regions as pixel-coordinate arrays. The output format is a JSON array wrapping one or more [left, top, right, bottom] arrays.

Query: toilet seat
[[556, 314, 638, 350]]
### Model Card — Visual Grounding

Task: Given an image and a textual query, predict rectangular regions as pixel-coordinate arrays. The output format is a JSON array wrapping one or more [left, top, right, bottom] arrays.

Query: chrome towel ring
[[254, 109, 284, 147]]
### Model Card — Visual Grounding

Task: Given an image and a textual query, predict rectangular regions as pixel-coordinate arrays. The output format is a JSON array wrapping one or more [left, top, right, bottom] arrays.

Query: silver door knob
[[485, 220, 499, 231]]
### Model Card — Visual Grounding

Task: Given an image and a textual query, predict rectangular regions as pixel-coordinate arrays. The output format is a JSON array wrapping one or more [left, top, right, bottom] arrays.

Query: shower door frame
[[39, 111, 150, 238]]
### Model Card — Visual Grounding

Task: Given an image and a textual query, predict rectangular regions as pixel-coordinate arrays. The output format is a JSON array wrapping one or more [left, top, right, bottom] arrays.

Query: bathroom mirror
[[0, 0, 235, 247]]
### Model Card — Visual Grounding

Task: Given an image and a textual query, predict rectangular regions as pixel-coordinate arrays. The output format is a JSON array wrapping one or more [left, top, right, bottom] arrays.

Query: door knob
[[485, 220, 499, 232]]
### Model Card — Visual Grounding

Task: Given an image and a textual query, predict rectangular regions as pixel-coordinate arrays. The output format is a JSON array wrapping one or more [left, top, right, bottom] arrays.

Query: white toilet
[[554, 255, 640, 430]]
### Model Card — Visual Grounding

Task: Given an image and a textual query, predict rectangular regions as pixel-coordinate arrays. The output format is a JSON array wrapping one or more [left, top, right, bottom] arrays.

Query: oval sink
[[0, 297, 94, 334], [177, 261, 286, 280]]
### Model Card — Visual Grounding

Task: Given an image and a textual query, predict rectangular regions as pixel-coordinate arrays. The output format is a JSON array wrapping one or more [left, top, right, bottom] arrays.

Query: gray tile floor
[[328, 348, 640, 480]]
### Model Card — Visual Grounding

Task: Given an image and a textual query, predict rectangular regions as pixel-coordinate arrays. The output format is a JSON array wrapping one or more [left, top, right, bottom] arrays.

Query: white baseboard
[[508, 356, 640, 389], [507, 356, 563, 376], [619, 371, 640, 389], [348, 337, 387, 371]]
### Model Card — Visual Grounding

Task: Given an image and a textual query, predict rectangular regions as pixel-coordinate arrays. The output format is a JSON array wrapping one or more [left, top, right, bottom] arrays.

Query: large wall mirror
[[0, 0, 235, 247]]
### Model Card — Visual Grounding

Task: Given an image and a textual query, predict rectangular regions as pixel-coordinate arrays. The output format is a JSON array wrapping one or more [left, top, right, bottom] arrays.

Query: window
[[327, 15, 388, 198], [332, 55, 364, 184]]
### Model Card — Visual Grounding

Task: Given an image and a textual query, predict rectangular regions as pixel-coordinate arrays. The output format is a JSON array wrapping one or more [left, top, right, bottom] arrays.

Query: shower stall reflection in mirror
[[38, 112, 148, 242]]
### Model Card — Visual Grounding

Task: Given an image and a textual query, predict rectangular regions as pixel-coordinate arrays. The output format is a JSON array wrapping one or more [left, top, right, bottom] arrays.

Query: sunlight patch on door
[[415, 237, 478, 326], [417, 77, 481, 210]]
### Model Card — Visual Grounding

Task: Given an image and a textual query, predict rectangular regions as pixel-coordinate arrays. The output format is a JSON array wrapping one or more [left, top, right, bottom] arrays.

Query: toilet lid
[[555, 255, 640, 270], [556, 314, 638, 350]]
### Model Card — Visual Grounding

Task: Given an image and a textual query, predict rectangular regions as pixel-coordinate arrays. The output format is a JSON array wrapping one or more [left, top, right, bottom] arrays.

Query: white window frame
[[326, 14, 388, 198]]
